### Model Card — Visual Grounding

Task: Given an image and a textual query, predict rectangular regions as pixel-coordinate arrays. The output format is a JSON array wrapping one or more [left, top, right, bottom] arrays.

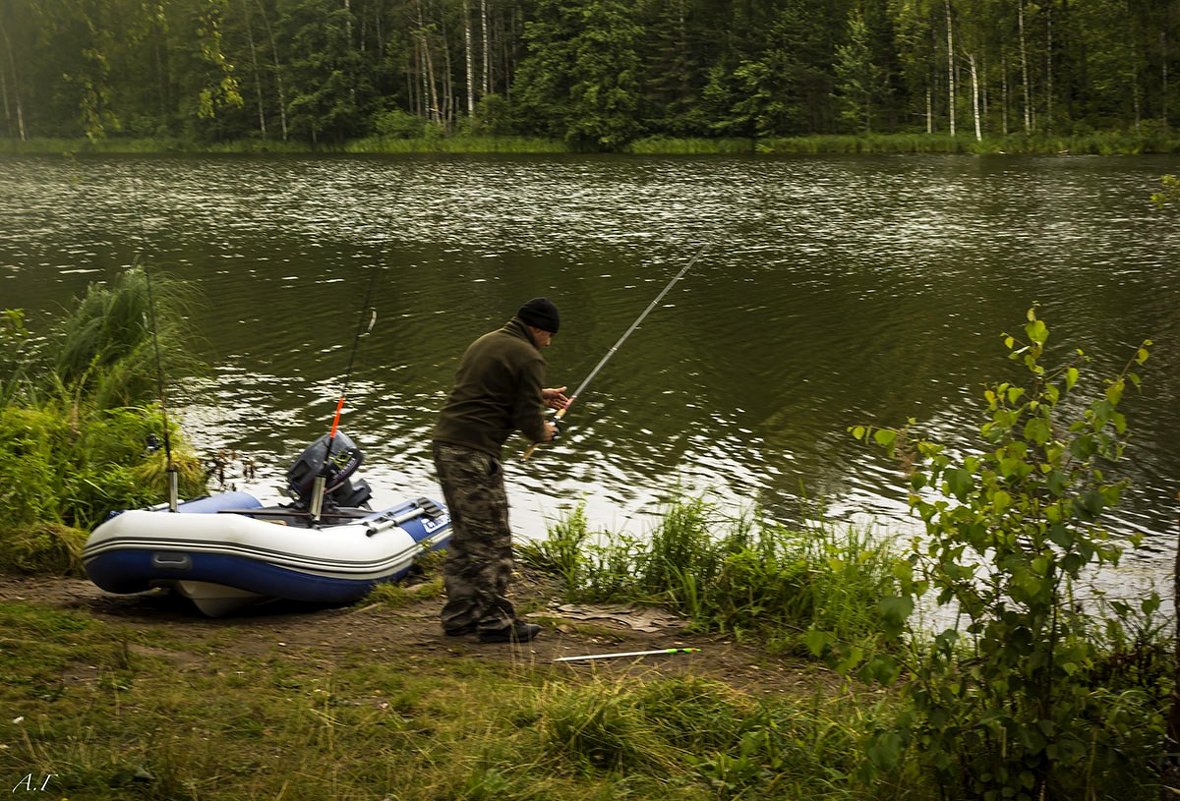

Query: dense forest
[[0, 0, 1176, 149]]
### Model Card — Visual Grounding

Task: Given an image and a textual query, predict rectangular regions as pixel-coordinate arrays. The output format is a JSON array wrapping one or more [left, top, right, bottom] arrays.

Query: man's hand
[[542, 386, 571, 411], [544, 420, 561, 442]]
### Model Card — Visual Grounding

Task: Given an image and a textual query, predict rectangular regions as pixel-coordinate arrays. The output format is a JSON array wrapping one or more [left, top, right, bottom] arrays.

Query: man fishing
[[432, 297, 569, 643]]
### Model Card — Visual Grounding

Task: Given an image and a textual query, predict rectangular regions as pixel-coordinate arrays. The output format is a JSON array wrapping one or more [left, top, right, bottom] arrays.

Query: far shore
[[3, 130, 1179, 157]]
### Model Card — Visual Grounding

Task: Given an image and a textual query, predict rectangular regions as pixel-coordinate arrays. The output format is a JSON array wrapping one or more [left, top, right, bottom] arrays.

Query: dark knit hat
[[517, 297, 560, 334]]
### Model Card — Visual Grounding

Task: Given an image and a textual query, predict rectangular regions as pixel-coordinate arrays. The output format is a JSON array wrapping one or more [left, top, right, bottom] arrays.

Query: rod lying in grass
[[554, 647, 702, 663]]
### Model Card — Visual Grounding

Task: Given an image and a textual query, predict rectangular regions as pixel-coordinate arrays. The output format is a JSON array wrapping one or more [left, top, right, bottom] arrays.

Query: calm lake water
[[2, 152, 1178, 597]]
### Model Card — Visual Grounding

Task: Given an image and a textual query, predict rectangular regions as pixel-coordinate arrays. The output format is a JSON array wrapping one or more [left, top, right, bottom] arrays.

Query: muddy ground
[[0, 570, 836, 696]]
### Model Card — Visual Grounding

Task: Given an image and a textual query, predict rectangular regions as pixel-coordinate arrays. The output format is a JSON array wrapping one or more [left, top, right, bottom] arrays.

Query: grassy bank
[[518, 499, 900, 660], [0, 587, 914, 801], [4, 130, 1179, 156]]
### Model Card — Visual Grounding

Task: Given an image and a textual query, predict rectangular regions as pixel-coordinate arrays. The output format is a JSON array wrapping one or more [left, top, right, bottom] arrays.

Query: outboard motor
[[285, 431, 373, 511]]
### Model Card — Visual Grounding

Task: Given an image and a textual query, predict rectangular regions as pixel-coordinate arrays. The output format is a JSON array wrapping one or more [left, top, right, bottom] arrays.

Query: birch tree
[[945, 0, 956, 135], [0, 9, 27, 140]]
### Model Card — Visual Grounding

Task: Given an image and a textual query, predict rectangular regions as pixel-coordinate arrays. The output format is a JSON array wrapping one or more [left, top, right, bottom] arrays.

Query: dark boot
[[478, 620, 541, 643]]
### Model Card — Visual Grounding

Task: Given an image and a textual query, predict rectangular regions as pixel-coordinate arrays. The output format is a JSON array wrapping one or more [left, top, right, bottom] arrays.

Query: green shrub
[[853, 306, 1165, 800]]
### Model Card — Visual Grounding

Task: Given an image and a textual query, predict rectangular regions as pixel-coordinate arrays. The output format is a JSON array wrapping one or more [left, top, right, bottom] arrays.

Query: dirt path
[[0, 572, 832, 696]]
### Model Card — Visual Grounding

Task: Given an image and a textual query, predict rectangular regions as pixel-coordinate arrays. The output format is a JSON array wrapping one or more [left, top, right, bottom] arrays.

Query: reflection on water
[[2, 153, 1178, 597]]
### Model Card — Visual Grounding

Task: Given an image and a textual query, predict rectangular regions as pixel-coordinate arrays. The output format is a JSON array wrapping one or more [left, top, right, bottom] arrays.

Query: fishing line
[[310, 169, 411, 520], [523, 244, 707, 461], [309, 261, 380, 522]]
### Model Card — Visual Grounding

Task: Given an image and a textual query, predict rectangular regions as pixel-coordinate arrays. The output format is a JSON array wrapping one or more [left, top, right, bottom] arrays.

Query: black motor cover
[[286, 431, 372, 509]]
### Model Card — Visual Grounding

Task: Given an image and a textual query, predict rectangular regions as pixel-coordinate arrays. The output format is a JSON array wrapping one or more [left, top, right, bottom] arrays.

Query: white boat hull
[[83, 493, 451, 616]]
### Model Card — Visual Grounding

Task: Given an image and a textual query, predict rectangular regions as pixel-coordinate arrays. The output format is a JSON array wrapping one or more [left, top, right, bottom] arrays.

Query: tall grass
[[520, 498, 904, 655], [625, 137, 757, 155], [2, 267, 206, 572], [0, 598, 923, 801], [345, 134, 571, 153], [50, 264, 202, 409]]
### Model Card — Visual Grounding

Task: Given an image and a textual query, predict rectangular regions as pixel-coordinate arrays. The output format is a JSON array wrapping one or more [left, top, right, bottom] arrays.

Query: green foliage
[[50, 265, 201, 409], [1, 0, 1177, 148], [514, 0, 646, 149], [520, 497, 903, 656], [0, 403, 206, 573], [373, 108, 426, 139], [1, 309, 34, 406], [0, 589, 913, 801], [1, 268, 207, 574], [532, 674, 907, 798], [851, 306, 1163, 800], [1153, 174, 1180, 207], [834, 8, 885, 134]]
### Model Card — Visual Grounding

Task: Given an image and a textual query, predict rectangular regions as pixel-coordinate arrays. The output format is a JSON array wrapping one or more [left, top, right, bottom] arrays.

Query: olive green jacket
[[433, 317, 548, 458]]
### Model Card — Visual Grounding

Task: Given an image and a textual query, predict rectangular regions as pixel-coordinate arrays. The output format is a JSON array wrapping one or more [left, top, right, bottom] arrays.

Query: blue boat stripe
[[83, 532, 448, 575]]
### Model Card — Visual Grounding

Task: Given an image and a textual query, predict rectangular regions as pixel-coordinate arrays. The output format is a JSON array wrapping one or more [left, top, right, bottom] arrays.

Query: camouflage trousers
[[432, 442, 517, 634]]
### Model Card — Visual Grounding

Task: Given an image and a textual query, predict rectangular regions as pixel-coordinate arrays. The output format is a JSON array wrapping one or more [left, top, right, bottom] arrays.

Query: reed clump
[[1, 267, 206, 572], [519, 498, 902, 656]]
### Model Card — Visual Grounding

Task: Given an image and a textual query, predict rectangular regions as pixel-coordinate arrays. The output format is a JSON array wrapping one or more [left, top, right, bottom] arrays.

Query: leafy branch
[[850, 306, 1158, 799]]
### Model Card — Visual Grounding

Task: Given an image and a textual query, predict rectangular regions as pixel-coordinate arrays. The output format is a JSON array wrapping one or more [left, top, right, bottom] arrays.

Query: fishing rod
[[554, 647, 702, 663], [142, 257, 179, 512], [523, 245, 706, 461], [129, 179, 180, 512], [309, 266, 379, 522], [308, 172, 412, 521]]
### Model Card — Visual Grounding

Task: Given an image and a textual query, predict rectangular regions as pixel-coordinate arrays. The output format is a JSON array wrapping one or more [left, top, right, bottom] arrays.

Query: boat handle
[[151, 552, 192, 571], [364, 505, 427, 537]]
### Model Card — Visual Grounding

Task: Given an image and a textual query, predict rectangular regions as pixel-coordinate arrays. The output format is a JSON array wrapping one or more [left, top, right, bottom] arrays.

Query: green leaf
[[873, 429, 897, 448], [879, 594, 914, 624], [803, 629, 835, 658], [861, 654, 901, 685], [851, 425, 866, 441], [1142, 593, 1162, 616], [866, 731, 904, 770], [835, 645, 865, 674], [992, 490, 1012, 513], [1065, 366, 1079, 390], [1135, 348, 1149, 365], [1070, 436, 1098, 460], [944, 468, 974, 501], [1025, 319, 1048, 345], [1080, 491, 1106, 517], [1105, 380, 1124, 407], [1048, 524, 1072, 548], [1023, 417, 1051, 445]]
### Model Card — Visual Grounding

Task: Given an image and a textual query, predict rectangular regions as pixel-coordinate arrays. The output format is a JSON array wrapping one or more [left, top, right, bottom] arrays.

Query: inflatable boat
[[82, 432, 451, 616]]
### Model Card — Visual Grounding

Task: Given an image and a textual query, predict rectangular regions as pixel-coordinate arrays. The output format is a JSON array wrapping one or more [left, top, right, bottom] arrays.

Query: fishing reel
[[286, 431, 373, 511]]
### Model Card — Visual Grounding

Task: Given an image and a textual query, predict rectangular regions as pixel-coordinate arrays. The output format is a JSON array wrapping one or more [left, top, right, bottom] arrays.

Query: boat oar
[[553, 647, 701, 663], [522, 245, 706, 461]]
